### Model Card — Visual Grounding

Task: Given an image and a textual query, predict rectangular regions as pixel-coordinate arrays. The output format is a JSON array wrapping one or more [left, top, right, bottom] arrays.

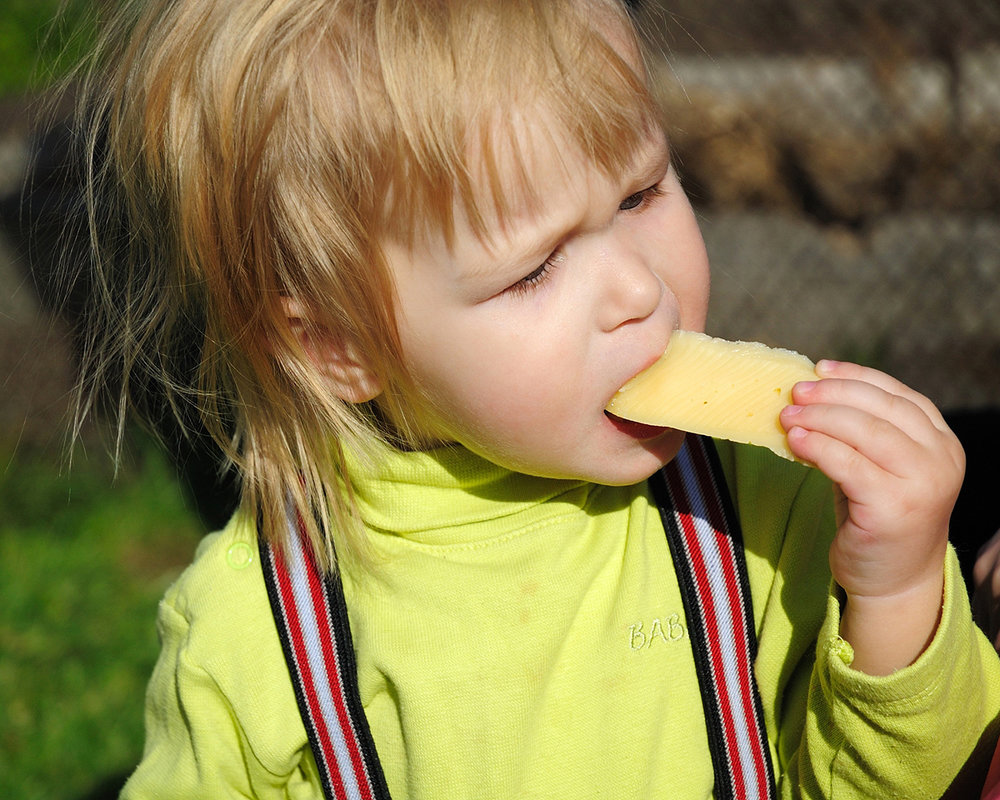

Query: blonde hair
[[71, 0, 661, 570]]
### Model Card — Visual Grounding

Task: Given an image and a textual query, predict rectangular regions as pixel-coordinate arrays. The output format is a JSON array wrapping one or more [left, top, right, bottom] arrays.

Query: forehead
[[381, 119, 669, 300], [373, 0, 661, 249], [467, 111, 668, 246]]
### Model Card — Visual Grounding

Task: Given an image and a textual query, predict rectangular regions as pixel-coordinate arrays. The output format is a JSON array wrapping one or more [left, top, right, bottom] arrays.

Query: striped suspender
[[261, 434, 773, 800], [652, 435, 777, 800], [260, 510, 391, 800]]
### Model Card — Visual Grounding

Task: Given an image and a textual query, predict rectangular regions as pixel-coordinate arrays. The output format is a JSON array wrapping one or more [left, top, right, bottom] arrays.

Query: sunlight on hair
[[68, 0, 662, 570]]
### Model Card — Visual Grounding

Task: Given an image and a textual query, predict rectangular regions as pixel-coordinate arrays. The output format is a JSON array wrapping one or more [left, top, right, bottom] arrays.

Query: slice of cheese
[[606, 330, 817, 461]]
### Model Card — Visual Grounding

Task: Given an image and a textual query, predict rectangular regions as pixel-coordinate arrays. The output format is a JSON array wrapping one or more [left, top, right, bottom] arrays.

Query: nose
[[596, 241, 664, 332]]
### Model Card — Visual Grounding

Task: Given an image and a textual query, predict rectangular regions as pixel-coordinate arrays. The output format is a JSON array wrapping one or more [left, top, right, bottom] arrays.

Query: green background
[[1, 3, 207, 798]]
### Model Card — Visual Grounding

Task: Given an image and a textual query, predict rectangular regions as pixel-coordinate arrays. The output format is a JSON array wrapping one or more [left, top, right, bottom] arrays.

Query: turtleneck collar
[[344, 441, 595, 545]]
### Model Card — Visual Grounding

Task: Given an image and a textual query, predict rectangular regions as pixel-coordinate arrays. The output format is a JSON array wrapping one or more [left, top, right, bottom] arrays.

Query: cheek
[[652, 221, 710, 330], [444, 347, 584, 448], [462, 354, 574, 421], [680, 269, 710, 332]]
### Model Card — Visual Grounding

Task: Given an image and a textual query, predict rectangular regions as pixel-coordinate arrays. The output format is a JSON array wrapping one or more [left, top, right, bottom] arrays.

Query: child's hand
[[973, 529, 1000, 651], [780, 360, 965, 674]]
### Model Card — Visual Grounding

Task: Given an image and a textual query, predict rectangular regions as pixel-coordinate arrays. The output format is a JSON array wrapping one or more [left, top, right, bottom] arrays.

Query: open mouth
[[604, 410, 671, 440]]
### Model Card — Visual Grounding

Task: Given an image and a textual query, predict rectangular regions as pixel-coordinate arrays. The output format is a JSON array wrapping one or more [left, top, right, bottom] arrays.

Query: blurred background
[[1, 0, 998, 798], [0, 3, 207, 798], [633, 0, 1000, 409]]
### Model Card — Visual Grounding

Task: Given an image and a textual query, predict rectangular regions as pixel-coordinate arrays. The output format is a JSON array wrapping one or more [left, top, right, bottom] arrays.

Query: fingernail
[[787, 426, 807, 442]]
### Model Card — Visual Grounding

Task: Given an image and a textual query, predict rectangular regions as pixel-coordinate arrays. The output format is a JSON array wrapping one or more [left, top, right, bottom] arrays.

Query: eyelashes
[[505, 251, 564, 298], [504, 181, 666, 298], [619, 183, 663, 212]]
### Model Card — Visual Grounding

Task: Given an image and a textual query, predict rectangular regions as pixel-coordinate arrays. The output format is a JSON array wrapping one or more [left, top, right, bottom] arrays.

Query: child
[[70, 0, 1000, 797]]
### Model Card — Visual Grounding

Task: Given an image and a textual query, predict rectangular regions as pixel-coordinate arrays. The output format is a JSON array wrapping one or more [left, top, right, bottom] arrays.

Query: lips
[[604, 332, 676, 441], [604, 410, 671, 440]]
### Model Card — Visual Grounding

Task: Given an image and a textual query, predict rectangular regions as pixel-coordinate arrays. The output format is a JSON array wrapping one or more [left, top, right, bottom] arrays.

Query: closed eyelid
[[619, 150, 672, 207], [619, 190, 645, 211], [504, 251, 564, 297], [507, 174, 665, 295], [619, 183, 665, 213]]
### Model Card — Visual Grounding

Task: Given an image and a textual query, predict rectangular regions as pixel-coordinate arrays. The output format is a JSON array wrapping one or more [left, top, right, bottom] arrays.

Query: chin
[[650, 428, 688, 462], [591, 440, 687, 487], [627, 431, 688, 482]]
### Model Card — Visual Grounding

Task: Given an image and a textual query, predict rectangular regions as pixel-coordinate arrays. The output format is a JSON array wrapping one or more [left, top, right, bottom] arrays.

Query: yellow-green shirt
[[121, 440, 1000, 798]]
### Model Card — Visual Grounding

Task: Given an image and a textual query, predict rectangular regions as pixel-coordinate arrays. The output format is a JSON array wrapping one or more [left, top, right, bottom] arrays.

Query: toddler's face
[[379, 120, 711, 485]]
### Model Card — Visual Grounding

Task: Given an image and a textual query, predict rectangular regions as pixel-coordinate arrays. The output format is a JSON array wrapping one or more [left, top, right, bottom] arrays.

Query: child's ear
[[280, 296, 383, 404]]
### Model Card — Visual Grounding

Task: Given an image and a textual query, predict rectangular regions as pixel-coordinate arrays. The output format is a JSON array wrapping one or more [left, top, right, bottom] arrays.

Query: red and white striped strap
[[262, 433, 773, 800], [653, 435, 777, 800], [260, 509, 391, 800]]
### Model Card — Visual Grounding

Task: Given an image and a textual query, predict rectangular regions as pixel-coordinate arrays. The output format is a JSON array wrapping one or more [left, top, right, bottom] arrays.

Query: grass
[[0, 438, 206, 800]]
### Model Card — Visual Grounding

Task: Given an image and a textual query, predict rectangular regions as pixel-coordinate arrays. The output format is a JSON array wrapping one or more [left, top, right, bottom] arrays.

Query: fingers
[[793, 362, 951, 449], [783, 359, 964, 640], [780, 362, 964, 483], [781, 404, 960, 502], [783, 400, 922, 481], [814, 360, 952, 435], [779, 360, 963, 599]]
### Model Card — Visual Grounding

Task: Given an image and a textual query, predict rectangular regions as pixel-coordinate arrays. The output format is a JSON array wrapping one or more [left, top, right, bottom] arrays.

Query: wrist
[[838, 571, 945, 676]]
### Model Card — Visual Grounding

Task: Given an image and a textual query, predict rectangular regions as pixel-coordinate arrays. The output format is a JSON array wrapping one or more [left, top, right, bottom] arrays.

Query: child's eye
[[506, 252, 563, 297], [619, 183, 664, 212]]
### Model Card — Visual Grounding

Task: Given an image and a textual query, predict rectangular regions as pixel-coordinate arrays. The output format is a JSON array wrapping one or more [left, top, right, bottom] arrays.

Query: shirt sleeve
[[719, 441, 1000, 799], [792, 547, 1000, 799], [120, 527, 321, 800]]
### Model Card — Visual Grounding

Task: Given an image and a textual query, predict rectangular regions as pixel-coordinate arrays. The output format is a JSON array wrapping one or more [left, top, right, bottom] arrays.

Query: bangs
[[354, 0, 662, 248], [73, 0, 664, 569]]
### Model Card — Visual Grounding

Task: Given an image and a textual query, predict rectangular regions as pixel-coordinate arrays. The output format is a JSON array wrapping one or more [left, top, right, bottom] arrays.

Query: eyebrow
[[461, 135, 673, 285]]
